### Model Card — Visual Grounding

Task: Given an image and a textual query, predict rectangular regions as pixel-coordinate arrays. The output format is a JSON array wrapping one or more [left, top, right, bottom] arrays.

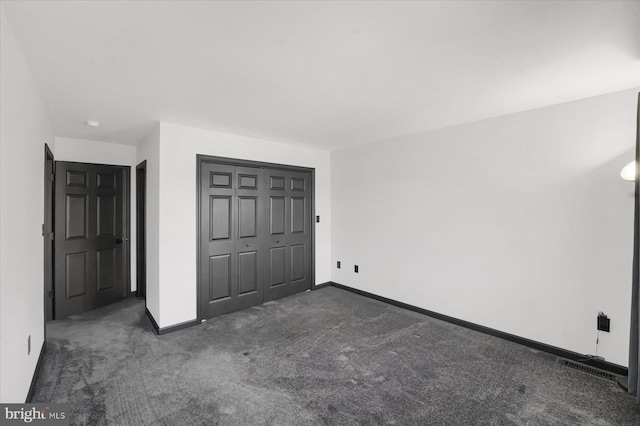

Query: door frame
[[136, 161, 147, 299], [196, 155, 316, 323], [43, 144, 54, 327], [53, 161, 132, 318]]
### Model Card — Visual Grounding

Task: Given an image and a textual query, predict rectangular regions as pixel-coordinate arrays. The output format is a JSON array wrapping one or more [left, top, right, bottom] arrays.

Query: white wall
[[137, 125, 161, 321], [155, 122, 331, 328], [332, 89, 638, 367], [0, 6, 54, 402], [54, 137, 137, 290]]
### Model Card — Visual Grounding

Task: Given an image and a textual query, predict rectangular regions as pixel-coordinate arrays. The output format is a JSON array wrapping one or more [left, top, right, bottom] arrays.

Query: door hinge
[[50, 232, 54, 241], [47, 290, 53, 298], [48, 174, 55, 182], [42, 224, 45, 236]]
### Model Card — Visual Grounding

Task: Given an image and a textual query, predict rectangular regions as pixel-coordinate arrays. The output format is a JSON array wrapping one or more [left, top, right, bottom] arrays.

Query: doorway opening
[[44, 145, 54, 324], [136, 161, 147, 299]]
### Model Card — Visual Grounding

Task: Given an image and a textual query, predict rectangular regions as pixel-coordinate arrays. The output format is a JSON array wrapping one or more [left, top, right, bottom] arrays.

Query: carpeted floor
[[33, 286, 640, 425]]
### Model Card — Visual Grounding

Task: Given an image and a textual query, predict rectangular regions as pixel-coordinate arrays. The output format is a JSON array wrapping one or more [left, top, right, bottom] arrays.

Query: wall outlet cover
[[597, 314, 610, 332]]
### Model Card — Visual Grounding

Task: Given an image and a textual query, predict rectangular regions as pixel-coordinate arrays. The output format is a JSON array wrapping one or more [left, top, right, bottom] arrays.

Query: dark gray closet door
[[200, 163, 264, 318], [236, 166, 265, 302], [54, 162, 127, 319], [263, 168, 311, 301]]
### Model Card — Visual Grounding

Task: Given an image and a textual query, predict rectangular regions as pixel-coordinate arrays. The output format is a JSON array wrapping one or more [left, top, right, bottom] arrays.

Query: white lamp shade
[[621, 161, 636, 181]]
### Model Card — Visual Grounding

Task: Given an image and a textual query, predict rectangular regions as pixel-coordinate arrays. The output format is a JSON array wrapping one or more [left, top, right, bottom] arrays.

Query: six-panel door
[[200, 164, 265, 318], [263, 168, 311, 302], [54, 162, 127, 319]]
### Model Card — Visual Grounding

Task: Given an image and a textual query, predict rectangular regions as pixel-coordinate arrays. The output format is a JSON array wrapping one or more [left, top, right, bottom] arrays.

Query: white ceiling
[[3, 1, 639, 150]]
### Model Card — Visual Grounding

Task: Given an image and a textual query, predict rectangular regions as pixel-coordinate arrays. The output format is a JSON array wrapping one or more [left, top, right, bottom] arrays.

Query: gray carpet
[[33, 286, 640, 425]]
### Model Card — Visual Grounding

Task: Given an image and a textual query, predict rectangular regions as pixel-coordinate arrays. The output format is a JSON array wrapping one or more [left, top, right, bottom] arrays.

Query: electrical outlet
[[597, 312, 610, 332], [354, 265, 359, 273], [316, 216, 320, 223], [28, 335, 31, 355], [337, 261, 341, 269]]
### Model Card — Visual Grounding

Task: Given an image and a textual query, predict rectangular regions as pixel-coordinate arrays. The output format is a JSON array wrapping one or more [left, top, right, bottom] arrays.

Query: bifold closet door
[[263, 168, 311, 301], [200, 163, 264, 318]]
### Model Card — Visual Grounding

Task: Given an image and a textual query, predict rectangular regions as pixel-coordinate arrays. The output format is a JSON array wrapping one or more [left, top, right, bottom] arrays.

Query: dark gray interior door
[[136, 161, 146, 299], [199, 159, 312, 320], [54, 162, 129, 319], [263, 168, 311, 301], [44, 146, 54, 321], [200, 163, 264, 318]]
